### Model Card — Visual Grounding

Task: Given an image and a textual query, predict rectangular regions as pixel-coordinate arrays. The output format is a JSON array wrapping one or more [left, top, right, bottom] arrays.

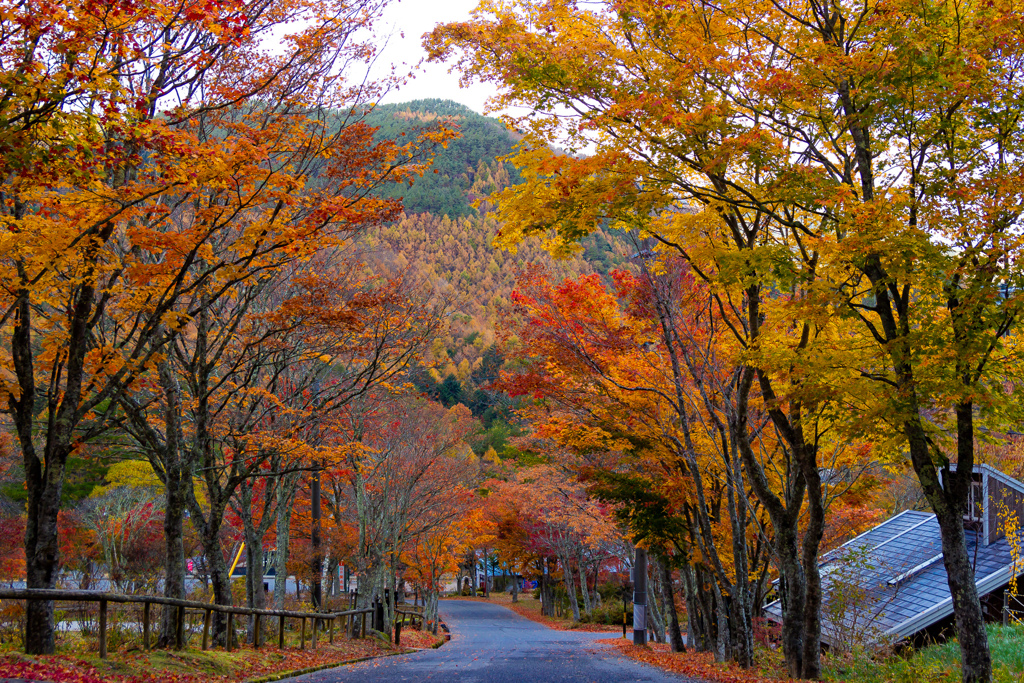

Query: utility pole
[[483, 547, 489, 597], [311, 466, 322, 609], [633, 547, 647, 646]]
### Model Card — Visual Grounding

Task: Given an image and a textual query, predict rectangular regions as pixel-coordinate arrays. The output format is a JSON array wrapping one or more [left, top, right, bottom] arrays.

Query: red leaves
[[0, 657, 110, 683], [0, 639, 400, 683]]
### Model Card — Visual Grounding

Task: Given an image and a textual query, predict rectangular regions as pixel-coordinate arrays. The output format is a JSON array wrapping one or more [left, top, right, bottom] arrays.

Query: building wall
[[988, 478, 1024, 545]]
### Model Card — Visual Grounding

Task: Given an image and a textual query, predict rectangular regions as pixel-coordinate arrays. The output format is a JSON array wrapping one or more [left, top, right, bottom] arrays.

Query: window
[[965, 476, 984, 524]]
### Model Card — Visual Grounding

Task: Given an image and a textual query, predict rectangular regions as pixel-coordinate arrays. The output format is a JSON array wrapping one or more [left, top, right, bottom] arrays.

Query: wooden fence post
[[300, 617, 306, 650], [278, 615, 285, 649], [312, 616, 318, 650], [329, 616, 334, 644], [99, 599, 108, 659], [142, 601, 151, 650], [361, 612, 367, 639], [254, 613, 261, 649]]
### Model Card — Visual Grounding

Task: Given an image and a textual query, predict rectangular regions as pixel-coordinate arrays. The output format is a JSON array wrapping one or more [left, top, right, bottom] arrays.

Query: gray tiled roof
[[765, 511, 1014, 644]]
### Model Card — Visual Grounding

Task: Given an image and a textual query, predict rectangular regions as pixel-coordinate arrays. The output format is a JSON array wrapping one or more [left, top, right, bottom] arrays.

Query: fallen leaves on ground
[[0, 636, 407, 683], [396, 629, 444, 649], [597, 639, 783, 683]]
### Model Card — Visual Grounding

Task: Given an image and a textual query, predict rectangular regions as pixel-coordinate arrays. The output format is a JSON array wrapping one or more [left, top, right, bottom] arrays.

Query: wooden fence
[[1003, 592, 1024, 626], [0, 588, 403, 658]]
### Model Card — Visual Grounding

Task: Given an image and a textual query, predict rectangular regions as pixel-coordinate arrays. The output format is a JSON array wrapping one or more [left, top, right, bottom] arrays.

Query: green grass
[[823, 624, 1024, 683]]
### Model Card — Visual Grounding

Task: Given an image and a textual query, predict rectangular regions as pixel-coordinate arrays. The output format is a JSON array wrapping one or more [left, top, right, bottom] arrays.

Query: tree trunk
[[724, 427, 754, 668], [244, 524, 267, 643], [715, 591, 731, 663], [799, 455, 826, 680], [17, 338, 65, 654], [427, 590, 439, 634], [681, 562, 697, 650], [647, 562, 665, 644], [159, 475, 187, 647], [274, 474, 299, 609], [777, 531, 807, 678], [736, 371, 809, 678], [201, 520, 233, 646], [15, 264, 99, 654], [579, 563, 592, 616], [906, 408, 991, 683], [23, 475, 62, 654], [561, 555, 581, 621], [661, 560, 685, 652], [157, 360, 188, 648], [541, 559, 555, 616]]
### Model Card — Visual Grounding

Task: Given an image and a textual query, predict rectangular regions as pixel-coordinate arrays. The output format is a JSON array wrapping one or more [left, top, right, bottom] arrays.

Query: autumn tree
[[403, 502, 490, 632], [429, 1, 1024, 679], [490, 464, 620, 622], [118, 255, 445, 644], [503, 264, 782, 659], [79, 486, 163, 594], [327, 393, 479, 630]]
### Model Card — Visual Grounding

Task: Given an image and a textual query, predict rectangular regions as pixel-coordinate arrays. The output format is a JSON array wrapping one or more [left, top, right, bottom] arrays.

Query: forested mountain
[[366, 99, 522, 218], [362, 100, 635, 450]]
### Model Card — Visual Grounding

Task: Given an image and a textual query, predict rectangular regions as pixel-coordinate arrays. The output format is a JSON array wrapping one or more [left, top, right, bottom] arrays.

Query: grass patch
[[597, 623, 1024, 683], [823, 624, 1024, 683]]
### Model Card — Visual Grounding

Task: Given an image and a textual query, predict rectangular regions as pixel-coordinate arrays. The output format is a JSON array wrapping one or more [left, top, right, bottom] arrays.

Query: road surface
[[280, 599, 702, 683]]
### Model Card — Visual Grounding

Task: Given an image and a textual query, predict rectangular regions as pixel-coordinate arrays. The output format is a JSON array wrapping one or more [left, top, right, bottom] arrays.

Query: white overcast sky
[[371, 0, 500, 113]]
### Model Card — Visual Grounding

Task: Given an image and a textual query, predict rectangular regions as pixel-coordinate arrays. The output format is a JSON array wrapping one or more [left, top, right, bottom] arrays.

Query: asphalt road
[[280, 599, 702, 683]]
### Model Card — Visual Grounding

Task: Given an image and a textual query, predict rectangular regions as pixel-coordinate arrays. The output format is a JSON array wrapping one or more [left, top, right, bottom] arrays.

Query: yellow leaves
[[161, 310, 190, 332], [998, 498, 1022, 596], [91, 460, 162, 497], [492, 143, 656, 257]]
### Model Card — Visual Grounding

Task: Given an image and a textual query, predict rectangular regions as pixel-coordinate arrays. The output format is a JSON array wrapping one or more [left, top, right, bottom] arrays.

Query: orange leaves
[[492, 465, 621, 559], [598, 640, 784, 683]]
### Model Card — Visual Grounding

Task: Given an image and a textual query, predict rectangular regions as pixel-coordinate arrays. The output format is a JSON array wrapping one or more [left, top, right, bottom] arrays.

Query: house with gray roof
[[764, 464, 1024, 650]]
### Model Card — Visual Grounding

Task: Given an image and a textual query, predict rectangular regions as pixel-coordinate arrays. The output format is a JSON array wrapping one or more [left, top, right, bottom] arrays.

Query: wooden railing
[[394, 606, 425, 627], [1003, 592, 1024, 627], [393, 606, 426, 647], [0, 588, 375, 658]]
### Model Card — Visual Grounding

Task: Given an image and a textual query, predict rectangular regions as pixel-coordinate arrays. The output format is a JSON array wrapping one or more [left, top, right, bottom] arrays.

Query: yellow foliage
[[998, 499, 1022, 596], [91, 460, 162, 497]]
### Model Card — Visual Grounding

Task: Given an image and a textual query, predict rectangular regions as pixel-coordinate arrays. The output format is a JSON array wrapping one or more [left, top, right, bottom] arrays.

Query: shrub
[[597, 583, 624, 603]]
